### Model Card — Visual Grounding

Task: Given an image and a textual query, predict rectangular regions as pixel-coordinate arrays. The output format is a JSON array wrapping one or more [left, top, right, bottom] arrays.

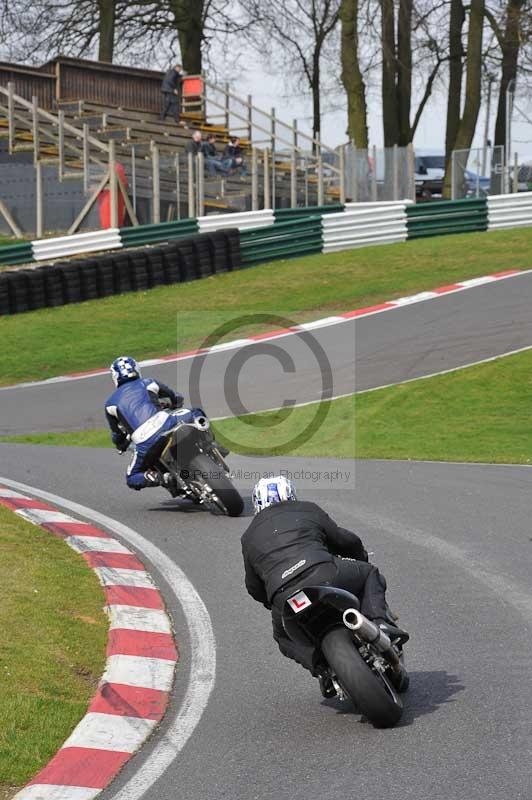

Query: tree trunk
[[381, 0, 399, 147], [340, 0, 368, 148], [396, 0, 412, 145], [97, 0, 116, 62], [443, 0, 485, 197], [445, 0, 465, 160], [494, 0, 525, 148], [312, 50, 321, 144], [169, 0, 204, 74]]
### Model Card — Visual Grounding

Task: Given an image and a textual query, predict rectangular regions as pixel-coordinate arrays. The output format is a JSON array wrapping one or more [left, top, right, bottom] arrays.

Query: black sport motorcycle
[[282, 585, 409, 727]]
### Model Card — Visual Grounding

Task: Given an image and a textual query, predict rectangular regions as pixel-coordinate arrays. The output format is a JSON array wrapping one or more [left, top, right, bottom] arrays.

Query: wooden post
[[224, 82, 230, 131], [251, 148, 259, 211], [7, 82, 14, 154], [35, 161, 43, 238], [514, 152, 519, 193], [291, 119, 298, 208], [109, 140, 118, 228], [339, 144, 346, 204], [32, 95, 40, 165], [270, 108, 276, 209], [290, 148, 297, 208], [351, 145, 358, 202], [131, 145, 137, 214], [247, 95, 253, 143], [58, 110, 65, 182], [371, 144, 378, 201], [0, 200, 22, 238], [188, 151, 195, 217], [304, 155, 309, 207], [82, 123, 89, 194], [68, 172, 109, 234], [263, 148, 270, 209], [117, 171, 139, 226], [175, 154, 181, 220], [393, 144, 399, 201], [151, 143, 160, 224], [197, 151, 205, 216], [317, 134, 324, 206], [407, 142, 415, 202]]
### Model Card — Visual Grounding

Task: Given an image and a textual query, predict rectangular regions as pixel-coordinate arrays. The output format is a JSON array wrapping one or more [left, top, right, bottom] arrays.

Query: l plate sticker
[[288, 591, 311, 613]]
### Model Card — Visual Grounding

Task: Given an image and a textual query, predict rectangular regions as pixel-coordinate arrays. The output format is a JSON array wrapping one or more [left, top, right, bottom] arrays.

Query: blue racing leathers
[[104, 377, 194, 489]]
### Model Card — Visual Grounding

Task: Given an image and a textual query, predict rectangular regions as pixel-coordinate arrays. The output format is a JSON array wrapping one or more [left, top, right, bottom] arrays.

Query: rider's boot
[[317, 671, 337, 699], [374, 618, 410, 646], [162, 472, 180, 497], [144, 469, 162, 487]]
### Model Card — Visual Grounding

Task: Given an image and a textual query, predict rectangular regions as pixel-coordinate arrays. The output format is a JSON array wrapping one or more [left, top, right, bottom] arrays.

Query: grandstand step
[[13, 143, 35, 152], [95, 127, 130, 141]]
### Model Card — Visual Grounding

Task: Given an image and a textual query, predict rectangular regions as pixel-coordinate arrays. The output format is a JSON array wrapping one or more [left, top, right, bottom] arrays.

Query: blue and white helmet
[[252, 475, 297, 514], [110, 356, 141, 387]]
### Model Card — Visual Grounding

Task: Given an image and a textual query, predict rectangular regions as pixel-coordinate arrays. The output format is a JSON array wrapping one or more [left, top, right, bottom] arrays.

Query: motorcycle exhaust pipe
[[342, 608, 399, 667]]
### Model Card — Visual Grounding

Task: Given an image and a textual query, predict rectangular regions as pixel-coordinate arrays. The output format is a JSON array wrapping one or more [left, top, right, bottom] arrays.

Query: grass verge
[[1, 227, 531, 386], [3, 348, 531, 464], [0, 505, 107, 795]]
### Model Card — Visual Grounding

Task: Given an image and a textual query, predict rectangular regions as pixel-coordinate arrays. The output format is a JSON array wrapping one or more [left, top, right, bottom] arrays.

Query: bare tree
[[340, 0, 368, 147], [243, 0, 341, 143], [443, 0, 486, 196], [485, 0, 527, 148], [376, 0, 446, 146]]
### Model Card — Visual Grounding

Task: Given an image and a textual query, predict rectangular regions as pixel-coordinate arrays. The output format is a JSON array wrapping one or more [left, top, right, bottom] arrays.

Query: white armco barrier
[[31, 228, 122, 261], [197, 209, 275, 233], [487, 192, 532, 231], [322, 203, 409, 253]]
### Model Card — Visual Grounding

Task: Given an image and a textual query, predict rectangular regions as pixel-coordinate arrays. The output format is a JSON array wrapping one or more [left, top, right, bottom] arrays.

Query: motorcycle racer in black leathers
[[241, 476, 408, 695]]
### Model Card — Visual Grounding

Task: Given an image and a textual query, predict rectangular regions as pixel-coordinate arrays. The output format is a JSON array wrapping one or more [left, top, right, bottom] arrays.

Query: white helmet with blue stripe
[[110, 355, 141, 387], [252, 475, 297, 514]]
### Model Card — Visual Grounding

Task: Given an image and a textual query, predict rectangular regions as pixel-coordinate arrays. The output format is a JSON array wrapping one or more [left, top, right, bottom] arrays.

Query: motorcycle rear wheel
[[188, 453, 244, 517], [321, 626, 403, 728]]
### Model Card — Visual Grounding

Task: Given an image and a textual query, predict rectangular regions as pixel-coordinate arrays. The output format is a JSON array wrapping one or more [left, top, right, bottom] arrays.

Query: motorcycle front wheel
[[321, 626, 403, 728], [188, 453, 244, 517]]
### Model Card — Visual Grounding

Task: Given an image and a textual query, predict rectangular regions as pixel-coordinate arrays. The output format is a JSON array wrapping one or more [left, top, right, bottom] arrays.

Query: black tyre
[[188, 453, 244, 517], [321, 627, 403, 728], [0, 275, 10, 316], [224, 228, 241, 270], [147, 249, 166, 287], [78, 259, 99, 300]]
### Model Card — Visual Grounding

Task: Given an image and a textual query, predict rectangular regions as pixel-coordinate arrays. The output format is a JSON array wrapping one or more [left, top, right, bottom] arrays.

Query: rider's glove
[[112, 432, 129, 452]]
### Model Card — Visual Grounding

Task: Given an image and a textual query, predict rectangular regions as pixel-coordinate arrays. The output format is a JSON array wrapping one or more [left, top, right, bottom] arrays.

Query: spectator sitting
[[160, 64, 185, 126], [201, 133, 229, 178], [223, 136, 248, 176], [186, 129, 203, 155]]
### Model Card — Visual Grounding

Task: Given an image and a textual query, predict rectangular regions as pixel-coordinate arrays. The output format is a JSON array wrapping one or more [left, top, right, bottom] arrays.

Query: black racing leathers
[[241, 500, 390, 675], [241, 500, 368, 606]]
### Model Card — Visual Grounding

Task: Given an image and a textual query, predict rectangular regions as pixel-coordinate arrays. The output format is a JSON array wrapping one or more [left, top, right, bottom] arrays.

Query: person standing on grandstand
[[160, 64, 184, 125]]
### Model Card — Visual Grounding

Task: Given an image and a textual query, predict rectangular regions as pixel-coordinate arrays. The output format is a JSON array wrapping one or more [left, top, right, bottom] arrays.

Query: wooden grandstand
[[0, 56, 343, 233]]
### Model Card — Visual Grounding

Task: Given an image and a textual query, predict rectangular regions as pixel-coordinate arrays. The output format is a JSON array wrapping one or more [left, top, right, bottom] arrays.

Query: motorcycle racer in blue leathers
[[105, 355, 197, 492]]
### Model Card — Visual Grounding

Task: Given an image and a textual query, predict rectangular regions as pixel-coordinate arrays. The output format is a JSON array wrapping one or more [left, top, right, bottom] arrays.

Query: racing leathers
[[105, 377, 195, 489], [241, 500, 390, 674]]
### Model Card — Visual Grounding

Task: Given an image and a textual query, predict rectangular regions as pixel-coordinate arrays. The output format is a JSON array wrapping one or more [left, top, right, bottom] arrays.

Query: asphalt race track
[[1, 446, 531, 800], [2, 270, 532, 435], [2, 274, 532, 799]]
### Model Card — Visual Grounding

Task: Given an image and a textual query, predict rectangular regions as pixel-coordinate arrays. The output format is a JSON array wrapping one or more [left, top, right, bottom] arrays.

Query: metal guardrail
[[322, 205, 409, 253], [407, 198, 488, 239], [487, 191, 532, 230], [239, 216, 323, 264]]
